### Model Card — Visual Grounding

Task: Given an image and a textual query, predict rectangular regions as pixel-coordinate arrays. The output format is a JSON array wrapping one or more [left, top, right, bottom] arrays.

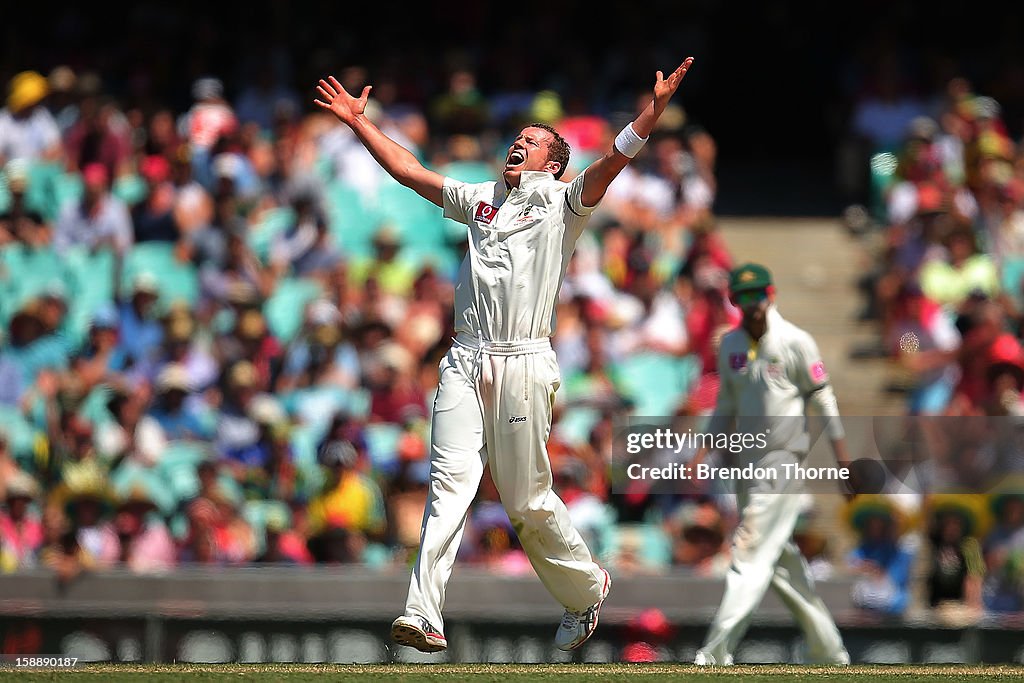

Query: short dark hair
[[526, 122, 570, 180]]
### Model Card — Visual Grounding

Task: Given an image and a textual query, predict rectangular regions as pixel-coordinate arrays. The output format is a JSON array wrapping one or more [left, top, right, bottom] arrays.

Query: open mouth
[[506, 149, 526, 167]]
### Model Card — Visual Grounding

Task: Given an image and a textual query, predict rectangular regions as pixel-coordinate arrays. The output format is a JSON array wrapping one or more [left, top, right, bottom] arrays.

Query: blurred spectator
[[794, 502, 835, 582], [0, 160, 48, 246], [367, 341, 425, 424], [0, 71, 61, 164], [667, 498, 728, 577], [277, 299, 360, 392], [132, 155, 179, 243], [270, 194, 341, 280], [919, 223, 999, 308], [385, 458, 431, 561], [983, 486, 1024, 612], [145, 363, 213, 441], [886, 282, 961, 415], [116, 273, 164, 366], [256, 505, 312, 564], [53, 162, 133, 255], [925, 495, 987, 624], [179, 77, 237, 188], [63, 98, 132, 176], [306, 425, 386, 555], [0, 470, 43, 571], [51, 464, 118, 568], [215, 360, 263, 461], [431, 69, 488, 136], [112, 486, 176, 573], [234, 67, 300, 134], [845, 495, 915, 616]]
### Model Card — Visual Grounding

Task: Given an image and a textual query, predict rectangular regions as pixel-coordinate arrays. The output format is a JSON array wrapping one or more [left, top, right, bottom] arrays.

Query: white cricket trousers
[[404, 335, 606, 633], [697, 450, 848, 664]]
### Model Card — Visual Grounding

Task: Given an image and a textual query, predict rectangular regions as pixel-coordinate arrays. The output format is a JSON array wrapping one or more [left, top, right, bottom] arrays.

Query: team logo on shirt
[[474, 202, 499, 225], [810, 360, 828, 383], [729, 353, 747, 371]]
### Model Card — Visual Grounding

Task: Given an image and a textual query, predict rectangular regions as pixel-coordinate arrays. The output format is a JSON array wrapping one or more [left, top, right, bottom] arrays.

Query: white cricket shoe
[[694, 651, 734, 666], [554, 569, 611, 651], [391, 615, 447, 653]]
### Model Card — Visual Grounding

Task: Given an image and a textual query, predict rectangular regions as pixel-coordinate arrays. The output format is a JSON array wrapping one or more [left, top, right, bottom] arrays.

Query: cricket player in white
[[691, 263, 851, 666], [314, 56, 694, 653]]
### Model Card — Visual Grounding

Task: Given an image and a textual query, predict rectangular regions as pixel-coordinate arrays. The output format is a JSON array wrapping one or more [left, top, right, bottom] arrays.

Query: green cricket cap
[[729, 263, 773, 293]]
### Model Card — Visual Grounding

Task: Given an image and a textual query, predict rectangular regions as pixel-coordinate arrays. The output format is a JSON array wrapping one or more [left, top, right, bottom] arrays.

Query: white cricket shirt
[[709, 305, 845, 456], [442, 170, 595, 342]]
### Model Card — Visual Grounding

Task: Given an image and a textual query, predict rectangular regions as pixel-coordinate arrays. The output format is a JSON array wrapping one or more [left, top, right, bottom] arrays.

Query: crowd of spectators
[[0, 63, 735, 580], [3, 39, 1024, 630], [846, 47, 1024, 623]]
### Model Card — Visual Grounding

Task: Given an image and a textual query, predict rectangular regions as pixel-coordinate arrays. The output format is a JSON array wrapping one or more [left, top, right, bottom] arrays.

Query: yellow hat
[[926, 493, 991, 539], [8, 71, 49, 113], [845, 494, 908, 537]]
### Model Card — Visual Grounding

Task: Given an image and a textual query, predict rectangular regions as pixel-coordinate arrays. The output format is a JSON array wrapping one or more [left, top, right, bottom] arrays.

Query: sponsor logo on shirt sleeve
[[810, 360, 828, 383]]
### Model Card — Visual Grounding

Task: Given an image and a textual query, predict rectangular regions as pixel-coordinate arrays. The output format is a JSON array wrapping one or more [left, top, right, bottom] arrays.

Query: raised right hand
[[314, 76, 372, 127]]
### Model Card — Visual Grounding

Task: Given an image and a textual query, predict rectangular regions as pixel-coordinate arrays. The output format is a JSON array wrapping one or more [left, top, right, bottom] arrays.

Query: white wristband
[[614, 122, 648, 158]]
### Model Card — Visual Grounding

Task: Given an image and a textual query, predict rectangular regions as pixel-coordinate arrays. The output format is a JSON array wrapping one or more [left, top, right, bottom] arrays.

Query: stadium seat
[[122, 242, 199, 307], [111, 174, 148, 207], [247, 205, 296, 264], [373, 181, 446, 250], [607, 522, 673, 569], [613, 353, 700, 416], [0, 405, 40, 465], [1001, 257, 1024, 308], [551, 406, 602, 447], [242, 499, 292, 556], [362, 422, 402, 472], [61, 247, 116, 347], [0, 244, 65, 315], [323, 181, 381, 258], [109, 461, 177, 516], [262, 278, 323, 343]]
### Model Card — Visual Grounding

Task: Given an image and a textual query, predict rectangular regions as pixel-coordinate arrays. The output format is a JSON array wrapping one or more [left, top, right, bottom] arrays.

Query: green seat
[[263, 278, 322, 343], [363, 422, 402, 470], [112, 174, 148, 207], [0, 245, 65, 314], [374, 181, 446, 250], [288, 424, 323, 471], [110, 462, 176, 516], [62, 247, 116, 348], [552, 406, 602, 447], [157, 441, 215, 504], [242, 499, 292, 556], [248, 206, 296, 264], [0, 405, 39, 465], [47, 172, 84, 221], [25, 162, 73, 221], [607, 522, 672, 568], [78, 385, 116, 429], [122, 242, 199, 307], [324, 181, 381, 258], [613, 352, 700, 416], [1001, 257, 1024, 307]]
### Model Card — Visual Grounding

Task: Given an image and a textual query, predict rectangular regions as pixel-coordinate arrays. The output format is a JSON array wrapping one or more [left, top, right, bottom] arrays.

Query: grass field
[[2, 664, 1024, 682]]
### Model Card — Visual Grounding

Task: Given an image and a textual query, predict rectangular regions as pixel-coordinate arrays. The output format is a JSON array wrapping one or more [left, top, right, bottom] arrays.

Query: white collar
[[511, 171, 555, 192]]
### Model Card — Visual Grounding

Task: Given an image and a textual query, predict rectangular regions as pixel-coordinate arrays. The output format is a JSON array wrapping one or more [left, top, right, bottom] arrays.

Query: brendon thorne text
[[625, 461, 850, 482]]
